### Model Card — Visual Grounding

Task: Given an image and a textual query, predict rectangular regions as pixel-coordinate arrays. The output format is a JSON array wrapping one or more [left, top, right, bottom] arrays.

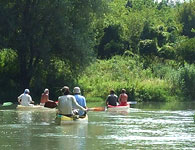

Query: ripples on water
[[0, 105, 195, 150], [88, 109, 195, 150]]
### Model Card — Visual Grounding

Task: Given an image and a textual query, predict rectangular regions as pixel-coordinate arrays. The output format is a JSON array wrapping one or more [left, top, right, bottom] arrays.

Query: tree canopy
[[0, 0, 195, 102], [0, 0, 107, 100]]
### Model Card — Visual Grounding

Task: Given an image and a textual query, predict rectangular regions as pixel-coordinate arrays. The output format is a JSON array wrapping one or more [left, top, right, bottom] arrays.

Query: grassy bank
[[78, 55, 195, 103]]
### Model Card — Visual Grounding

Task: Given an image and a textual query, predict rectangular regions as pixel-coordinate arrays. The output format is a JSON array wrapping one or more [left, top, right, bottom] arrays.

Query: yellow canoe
[[56, 114, 88, 125]]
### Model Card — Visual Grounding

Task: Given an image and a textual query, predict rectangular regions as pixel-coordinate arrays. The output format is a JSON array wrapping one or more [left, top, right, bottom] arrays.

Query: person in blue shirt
[[73, 87, 87, 118]]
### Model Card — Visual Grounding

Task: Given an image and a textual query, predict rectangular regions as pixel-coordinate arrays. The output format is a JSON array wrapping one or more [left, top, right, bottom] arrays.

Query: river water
[[0, 102, 195, 150]]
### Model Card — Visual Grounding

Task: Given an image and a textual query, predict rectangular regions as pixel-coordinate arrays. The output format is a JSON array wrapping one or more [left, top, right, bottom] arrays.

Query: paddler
[[57, 86, 87, 118], [73, 87, 87, 118], [118, 89, 128, 106], [18, 89, 34, 106], [40, 88, 54, 106], [106, 89, 118, 106]]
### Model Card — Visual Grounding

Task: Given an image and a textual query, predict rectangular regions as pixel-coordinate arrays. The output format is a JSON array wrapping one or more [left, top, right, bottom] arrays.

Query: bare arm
[[118, 94, 121, 103], [18, 94, 22, 104]]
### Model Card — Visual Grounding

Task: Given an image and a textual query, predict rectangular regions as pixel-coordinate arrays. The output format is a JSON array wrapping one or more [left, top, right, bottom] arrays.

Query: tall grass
[[78, 55, 180, 102]]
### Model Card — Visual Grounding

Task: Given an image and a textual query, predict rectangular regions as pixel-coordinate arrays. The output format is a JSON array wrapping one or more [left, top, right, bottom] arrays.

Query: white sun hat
[[24, 89, 30, 94], [44, 88, 49, 93], [73, 87, 81, 94]]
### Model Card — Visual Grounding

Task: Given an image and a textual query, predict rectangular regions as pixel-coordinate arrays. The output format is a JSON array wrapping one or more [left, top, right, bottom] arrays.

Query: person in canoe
[[40, 88, 56, 108], [57, 86, 87, 118], [73, 87, 87, 118], [118, 89, 128, 106], [18, 89, 34, 106], [106, 89, 118, 107]]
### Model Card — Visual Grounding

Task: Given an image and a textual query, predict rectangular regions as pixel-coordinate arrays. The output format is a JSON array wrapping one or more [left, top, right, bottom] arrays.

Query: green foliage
[[0, 49, 18, 73], [0, 0, 194, 104], [140, 22, 157, 40], [158, 44, 176, 59], [139, 39, 157, 55], [31, 57, 76, 101], [98, 25, 125, 58], [177, 64, 195, 100], [194, 114, 195, 123], [176, 38, 195, 64], [78, 55, 176, 102], [177, 0, 195, 37], [135, 79, 172, 102], [101, 0, 182, 57], [0, 49, 20, 102], [0, 0, 106, 91]]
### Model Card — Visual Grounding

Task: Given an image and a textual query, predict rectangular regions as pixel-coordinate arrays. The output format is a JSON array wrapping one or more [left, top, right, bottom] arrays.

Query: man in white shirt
[[18, 89, 34, 106], [58, 86, 87, 116]]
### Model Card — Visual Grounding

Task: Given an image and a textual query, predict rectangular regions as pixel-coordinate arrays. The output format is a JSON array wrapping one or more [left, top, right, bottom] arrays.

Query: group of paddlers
[[106, 89, 128, 107], [17, 86, 87, 118], [17, 87, 128, 119]]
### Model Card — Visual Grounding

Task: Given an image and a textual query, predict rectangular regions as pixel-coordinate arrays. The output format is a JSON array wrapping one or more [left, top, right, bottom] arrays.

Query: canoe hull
[[56, 114, 88, 125], [107, 105, 130, 112], [16, 105, 57, 111]]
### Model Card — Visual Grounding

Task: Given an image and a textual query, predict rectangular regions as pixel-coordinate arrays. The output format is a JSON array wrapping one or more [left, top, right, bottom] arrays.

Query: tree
[[0, 0, 106, 92], [0, 49, 19, 101], [98, 25, 124, 59], [177, 0, 195, 38], [176, 38, 195, 64]]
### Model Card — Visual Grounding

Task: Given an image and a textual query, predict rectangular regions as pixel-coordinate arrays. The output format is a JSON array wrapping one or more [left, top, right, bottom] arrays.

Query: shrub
[[138, 39, 157, 56], [177, 64, 195, 100], [135, 79, 173, 102], [158, 44, 176, 59], [0, 49, 19, 101], [79, 55, 177, 102], [176, 38, 195, 64]]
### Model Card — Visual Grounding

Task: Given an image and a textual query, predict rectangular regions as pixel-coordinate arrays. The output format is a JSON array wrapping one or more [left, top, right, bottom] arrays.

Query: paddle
[[2, 102, 13, 106], [0, 102, 17, 110], [127, 101, 137, 105], [87, 107, 105, 111]]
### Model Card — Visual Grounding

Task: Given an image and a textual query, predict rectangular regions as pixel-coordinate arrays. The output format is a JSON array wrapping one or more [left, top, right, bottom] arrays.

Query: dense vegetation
[[0, 0, 194, 103]]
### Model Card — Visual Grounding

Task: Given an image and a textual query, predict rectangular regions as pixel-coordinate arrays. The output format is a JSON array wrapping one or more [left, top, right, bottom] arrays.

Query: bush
[[0, 49, 20, 102], [79, 55, 177, 102], [138, 39, 157, 56], [177, 64, 195, 100], [158, 44, 176, 59], [135, 79, 173, 102], [176, 38, 195, 64]]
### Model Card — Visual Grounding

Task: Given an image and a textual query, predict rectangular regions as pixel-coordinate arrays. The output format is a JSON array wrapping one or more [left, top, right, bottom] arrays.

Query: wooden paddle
[[127, 101, 137, 105], [87, 107, 105, 111]]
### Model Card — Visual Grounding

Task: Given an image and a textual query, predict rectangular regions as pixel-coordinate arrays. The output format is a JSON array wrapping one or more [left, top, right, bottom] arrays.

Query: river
[[0, 102, 195, 150]]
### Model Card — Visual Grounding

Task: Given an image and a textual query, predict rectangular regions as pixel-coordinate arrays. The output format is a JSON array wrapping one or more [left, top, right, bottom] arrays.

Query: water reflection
[[56, 124, 88, 150], [17, 111, 33, 124], [16, 109, 56, 125], [0, 102, 195, 150]]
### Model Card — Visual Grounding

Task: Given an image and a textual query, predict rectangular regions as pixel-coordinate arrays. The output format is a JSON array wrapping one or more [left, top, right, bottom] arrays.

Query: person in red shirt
[[118, 89, 128, 106]]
